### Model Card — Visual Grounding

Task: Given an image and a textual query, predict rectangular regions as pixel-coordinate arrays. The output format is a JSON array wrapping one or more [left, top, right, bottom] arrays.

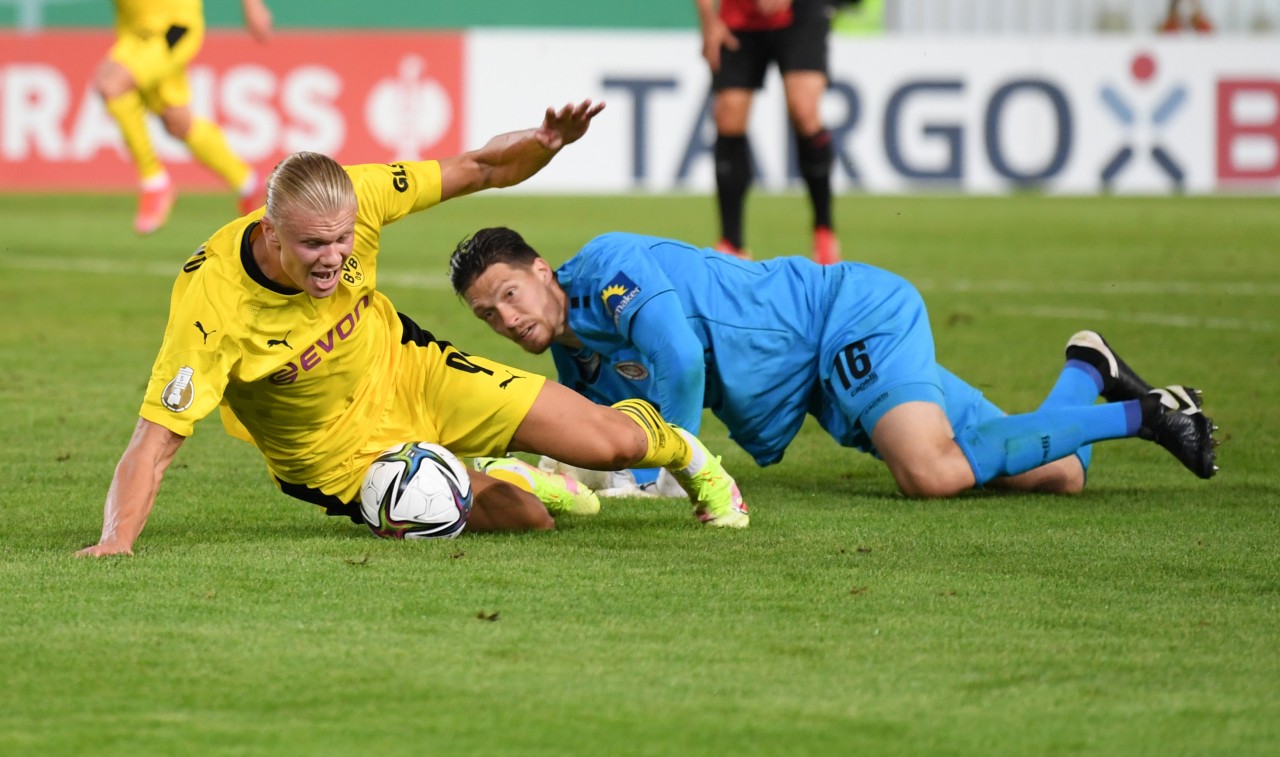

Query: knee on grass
[[890, 450, 978, 499]]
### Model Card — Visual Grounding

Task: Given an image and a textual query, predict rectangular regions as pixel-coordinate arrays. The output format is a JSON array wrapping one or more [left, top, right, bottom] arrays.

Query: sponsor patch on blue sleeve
[[600, 272, 642, 328]]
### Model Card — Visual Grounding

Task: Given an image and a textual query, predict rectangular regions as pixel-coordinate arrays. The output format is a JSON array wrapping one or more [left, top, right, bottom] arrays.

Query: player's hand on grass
[[75, 542, 133, 558], [536, 100, 605, 152]]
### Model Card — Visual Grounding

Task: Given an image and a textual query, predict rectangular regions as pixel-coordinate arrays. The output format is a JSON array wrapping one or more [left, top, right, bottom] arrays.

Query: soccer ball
[[359, 442, 473, 539]]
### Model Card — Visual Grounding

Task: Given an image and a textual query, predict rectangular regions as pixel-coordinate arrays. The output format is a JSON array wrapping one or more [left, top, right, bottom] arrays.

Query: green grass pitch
[[1, 191, 1277, 755]]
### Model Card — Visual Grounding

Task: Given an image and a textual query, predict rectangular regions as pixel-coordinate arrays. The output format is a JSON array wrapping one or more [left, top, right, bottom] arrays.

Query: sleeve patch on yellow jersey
[[183, 246, 207, 273], [161, 366, 196, 412]]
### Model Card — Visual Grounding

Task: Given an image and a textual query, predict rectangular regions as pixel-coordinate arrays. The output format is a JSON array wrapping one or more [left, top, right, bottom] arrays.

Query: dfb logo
[[365, 56, 454, 162], [1099, 52, 1187, 190]]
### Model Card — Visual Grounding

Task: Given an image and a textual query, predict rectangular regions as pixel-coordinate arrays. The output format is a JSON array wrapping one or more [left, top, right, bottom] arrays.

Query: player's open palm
[[76, 542, 133, 558], [537, 100, 606, 151]]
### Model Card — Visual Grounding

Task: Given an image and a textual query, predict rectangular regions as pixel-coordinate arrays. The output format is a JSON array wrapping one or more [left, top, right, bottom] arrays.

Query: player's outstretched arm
[[76, 418, 185, 557], [241, 0, 273, 43], [437, 99, 605, 202], [625, 290, 708, 434]]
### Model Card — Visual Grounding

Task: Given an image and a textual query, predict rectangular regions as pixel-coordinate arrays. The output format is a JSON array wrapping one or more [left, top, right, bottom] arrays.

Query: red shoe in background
[[238, 173, 267, 217], [813, 226, 841, 265], [1159, 13, 1183, 32], [134, 181, 176, 235], [714, 239, 752, 260]]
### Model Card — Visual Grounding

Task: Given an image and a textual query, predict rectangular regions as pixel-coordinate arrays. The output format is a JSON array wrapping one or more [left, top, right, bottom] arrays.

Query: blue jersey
[[550, 344, 658, 409], [555, 233, 829, 465], [553, 232, 1008, 468]]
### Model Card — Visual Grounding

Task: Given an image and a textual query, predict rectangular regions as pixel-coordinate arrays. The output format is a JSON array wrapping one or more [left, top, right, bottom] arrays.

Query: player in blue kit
[[449, 228, 1219, 499]]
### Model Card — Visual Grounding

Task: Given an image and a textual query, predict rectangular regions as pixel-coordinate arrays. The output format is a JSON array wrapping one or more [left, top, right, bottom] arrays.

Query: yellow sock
[[484, 467, 535, 495], [612, 399, 693, 470], [104, 90, 163, 180], [184, 118, 251, 190]]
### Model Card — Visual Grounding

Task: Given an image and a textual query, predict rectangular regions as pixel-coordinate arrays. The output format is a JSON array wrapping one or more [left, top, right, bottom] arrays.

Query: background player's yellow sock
[[183, 118, 251, 190], [612, 399, 694, 470], [104, 90, 163, 181]]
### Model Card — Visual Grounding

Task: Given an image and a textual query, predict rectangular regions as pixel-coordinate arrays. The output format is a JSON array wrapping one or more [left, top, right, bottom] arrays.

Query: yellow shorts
[[308, 339, 546, 505], [109, 20, 204, 112]]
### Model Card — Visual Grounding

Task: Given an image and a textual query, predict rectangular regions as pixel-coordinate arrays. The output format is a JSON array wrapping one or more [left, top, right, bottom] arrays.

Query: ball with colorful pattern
[[359, 442, 473, 539]]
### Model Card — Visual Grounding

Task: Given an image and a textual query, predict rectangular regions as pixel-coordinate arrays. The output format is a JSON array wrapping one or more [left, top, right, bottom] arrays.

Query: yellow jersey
[[114, 0, 202, 32], [140, 160, 446, 490]]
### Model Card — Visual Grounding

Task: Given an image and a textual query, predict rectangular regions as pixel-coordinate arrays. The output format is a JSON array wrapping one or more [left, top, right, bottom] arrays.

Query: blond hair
[[265, 152, 356, 228]]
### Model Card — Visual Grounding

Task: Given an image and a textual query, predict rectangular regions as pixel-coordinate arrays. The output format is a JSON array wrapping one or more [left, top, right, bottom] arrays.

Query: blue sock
[[1038, 361, 1104, 476], [630, 468, 661, 486], [955, 401, 1142, 485], [1074, 445, 1093, 478], [1040, 360, 1103, 409]]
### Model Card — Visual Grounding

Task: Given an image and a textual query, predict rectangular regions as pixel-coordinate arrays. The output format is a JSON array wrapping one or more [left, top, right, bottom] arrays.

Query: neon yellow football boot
[[670, 431, 750, 528], [473, 456, 601, 516]]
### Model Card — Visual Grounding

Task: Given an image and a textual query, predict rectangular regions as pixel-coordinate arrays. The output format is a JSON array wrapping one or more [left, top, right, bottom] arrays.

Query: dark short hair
[[448, 227, 540, 295]]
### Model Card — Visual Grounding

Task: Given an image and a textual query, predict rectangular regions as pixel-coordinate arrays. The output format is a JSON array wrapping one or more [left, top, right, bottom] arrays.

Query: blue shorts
[[813, 264, 1005, 454]]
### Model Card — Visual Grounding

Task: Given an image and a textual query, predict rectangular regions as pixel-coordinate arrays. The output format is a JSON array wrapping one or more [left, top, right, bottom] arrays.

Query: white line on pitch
[[0, 256, 451, 290], [989, 305, 1275, 333], [2, 256, 1276, 304], [914, 279, 1280, 297]]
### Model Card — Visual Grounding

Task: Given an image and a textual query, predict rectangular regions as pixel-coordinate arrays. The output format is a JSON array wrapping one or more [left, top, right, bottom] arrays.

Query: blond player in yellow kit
[[78, 100, 749, 557], [96, 0, 273, 234]]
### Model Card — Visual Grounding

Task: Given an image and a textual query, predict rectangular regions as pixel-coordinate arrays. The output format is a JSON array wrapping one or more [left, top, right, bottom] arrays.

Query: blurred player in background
[[695, 0, 840, 264], [95, 0, 274, 234], [1161, 0, 1214, 32], [77, 101, 751, 558], [451, 228, 1220, 503]]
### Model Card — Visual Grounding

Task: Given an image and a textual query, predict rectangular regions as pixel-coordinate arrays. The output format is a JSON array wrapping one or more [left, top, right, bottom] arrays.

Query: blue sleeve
[[626, 290, 706, 433]]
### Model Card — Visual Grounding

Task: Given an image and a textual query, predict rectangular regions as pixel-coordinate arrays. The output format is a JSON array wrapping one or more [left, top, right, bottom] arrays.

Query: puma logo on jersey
[[268, 295, 371, 385], [267, 331, 293, 349], [499, 371, 523, 389], [194, 321, 216, 344]]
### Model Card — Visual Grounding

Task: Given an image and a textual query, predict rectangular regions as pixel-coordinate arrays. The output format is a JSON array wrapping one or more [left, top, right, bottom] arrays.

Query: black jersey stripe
[[398, 311, 452, 350], [276, 477, 363, 522], [240, 221, 304, 295]]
